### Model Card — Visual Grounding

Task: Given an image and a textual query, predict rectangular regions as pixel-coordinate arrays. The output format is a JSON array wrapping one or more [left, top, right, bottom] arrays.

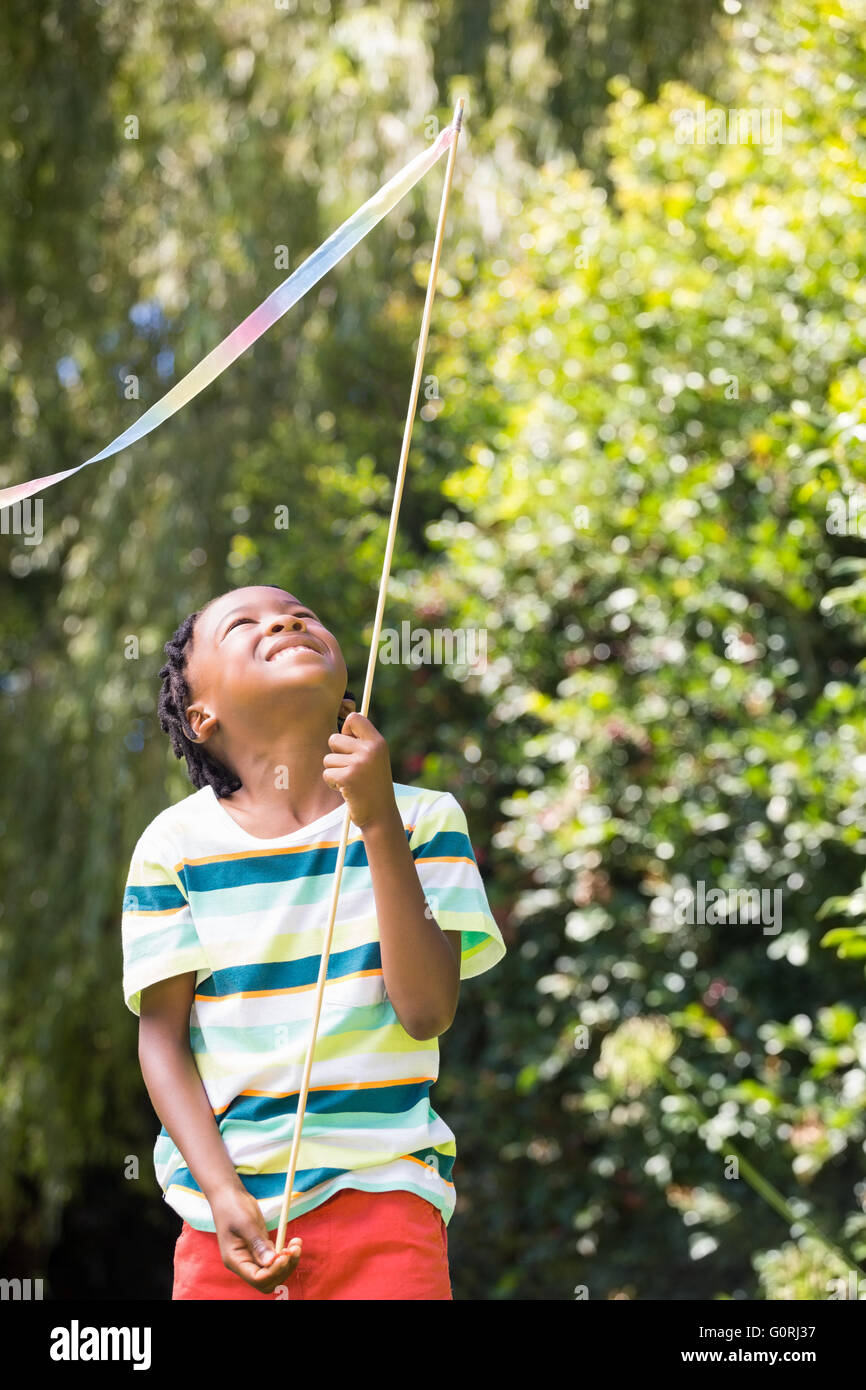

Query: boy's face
[[183, 585, 350, 744]]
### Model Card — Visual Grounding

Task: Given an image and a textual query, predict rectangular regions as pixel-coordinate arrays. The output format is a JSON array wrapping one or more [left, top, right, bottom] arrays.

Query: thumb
[[249, 1233, 277, 1268]]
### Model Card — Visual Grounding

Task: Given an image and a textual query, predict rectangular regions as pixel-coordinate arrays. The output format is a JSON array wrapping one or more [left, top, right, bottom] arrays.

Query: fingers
[[232, 1236, 303, 1295], [327, 733, 360, 752], [329, 713, 381, 747], [339, 711, 369, 735], [249, 1231, 302, 1268], [250, 1245, 302, 1291]]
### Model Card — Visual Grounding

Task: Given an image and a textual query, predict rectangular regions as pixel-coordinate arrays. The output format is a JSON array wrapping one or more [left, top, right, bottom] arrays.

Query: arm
[[362, 805, 462, 1040], [323, 714, 461, 1040], [138, 971, 242, 1200], [138, 972, 302, 1293]]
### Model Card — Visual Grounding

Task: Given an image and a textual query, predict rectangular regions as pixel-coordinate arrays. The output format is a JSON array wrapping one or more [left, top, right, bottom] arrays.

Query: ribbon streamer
[[0, 121, 457, 513]]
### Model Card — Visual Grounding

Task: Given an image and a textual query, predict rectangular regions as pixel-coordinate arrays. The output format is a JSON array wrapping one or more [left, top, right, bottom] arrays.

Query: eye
[[226, 617, 255, 633]]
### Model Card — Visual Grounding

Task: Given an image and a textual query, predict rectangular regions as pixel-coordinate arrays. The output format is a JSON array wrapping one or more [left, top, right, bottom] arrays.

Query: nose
[[266, 613, 308, 635]]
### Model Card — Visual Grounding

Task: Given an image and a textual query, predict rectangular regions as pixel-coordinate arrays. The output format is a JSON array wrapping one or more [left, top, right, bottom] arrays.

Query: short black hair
[[157, 588, 355, 796]]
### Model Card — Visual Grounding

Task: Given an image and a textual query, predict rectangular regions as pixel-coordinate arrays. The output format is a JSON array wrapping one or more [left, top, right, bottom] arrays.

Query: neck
[[215, 715, 345, 833]]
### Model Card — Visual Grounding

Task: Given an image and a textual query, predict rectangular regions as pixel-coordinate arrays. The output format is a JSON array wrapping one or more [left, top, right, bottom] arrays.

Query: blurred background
[[2, 0, 866, 1301]]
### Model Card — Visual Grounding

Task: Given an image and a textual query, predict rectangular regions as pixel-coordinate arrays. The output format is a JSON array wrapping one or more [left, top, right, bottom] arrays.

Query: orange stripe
[[212, 1075, 436, 1114], [194, 967, 382, 1004], [175, 838, 360, 871], [405, 1153, 455, 1185], [126, 906, 187, 918], [174, 822, 418, 874], [414, 854, 475, 866]]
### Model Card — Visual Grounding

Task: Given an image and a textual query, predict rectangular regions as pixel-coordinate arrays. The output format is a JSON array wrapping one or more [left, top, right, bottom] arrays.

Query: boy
[[121, 584, 506, 1299]]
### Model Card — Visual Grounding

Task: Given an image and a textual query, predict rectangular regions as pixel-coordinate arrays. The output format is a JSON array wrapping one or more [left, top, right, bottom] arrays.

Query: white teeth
[[271, 645, 317, 661]]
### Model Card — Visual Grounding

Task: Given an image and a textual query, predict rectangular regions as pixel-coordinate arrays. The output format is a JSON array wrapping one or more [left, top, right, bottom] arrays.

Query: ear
[[337, 688, 357, 726], [186, 702, 219, 744]]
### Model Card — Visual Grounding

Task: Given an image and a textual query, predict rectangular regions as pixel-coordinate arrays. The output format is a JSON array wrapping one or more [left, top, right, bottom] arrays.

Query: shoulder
[[392, 783, 475, 851], [392, 782, 462, 825], [129, 786, 214, 857]]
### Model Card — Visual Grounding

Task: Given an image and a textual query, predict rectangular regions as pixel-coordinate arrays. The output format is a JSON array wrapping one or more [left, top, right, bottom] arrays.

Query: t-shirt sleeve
[[121, 823, 211, 1017], [409, 791, 506, 981]]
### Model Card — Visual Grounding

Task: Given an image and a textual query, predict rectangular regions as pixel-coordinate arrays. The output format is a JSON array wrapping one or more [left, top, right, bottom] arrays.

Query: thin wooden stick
[[274, 98, 465, 1253]]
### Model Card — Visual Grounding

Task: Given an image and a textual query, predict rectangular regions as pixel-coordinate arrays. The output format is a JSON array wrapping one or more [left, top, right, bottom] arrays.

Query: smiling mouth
[[268, 644, 322, 663]]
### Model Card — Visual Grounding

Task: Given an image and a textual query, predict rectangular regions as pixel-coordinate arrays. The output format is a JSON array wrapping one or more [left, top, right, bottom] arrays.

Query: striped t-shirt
[[121, 781, 506, 1233]]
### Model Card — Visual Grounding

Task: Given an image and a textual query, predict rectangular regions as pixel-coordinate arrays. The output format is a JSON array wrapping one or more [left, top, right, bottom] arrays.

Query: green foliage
[[412, 0, 866, 1299], [754, 1236, 851, 1302], [2, 0, 866, 1300]]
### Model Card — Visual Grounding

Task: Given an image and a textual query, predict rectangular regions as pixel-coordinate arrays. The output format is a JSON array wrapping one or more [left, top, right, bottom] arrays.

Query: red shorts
[[172, 1186, 453, 1301]]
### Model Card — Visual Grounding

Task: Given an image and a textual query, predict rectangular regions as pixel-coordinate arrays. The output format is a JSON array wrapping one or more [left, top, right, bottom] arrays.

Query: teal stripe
[[188, 864, 373, 918], [427, 884, 490, 913], [123, 882, 186, 912], [218, 1097, 433, 1141], [412, 829, 475, 862], [218, 1080, 431, 1124], [188, 1001, 395, 1051], [180, 839, 372, 895], [124, 918, 201, 967], [195, 941, 380, 999]]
